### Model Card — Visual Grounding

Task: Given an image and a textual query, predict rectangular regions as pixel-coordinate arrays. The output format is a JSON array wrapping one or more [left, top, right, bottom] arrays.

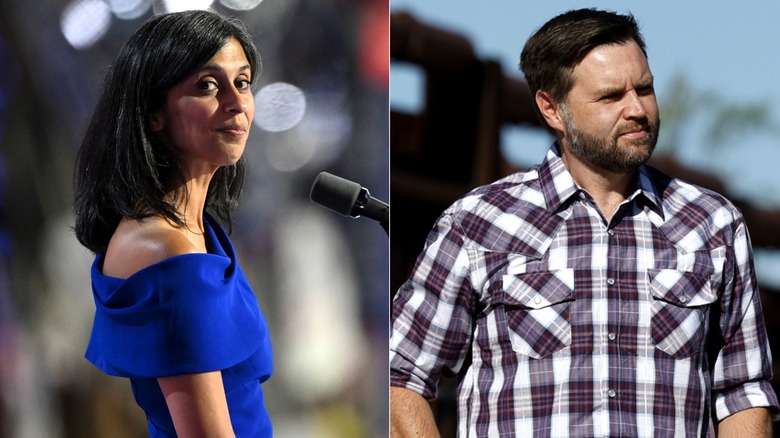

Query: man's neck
[[560, 150, 636, 222]]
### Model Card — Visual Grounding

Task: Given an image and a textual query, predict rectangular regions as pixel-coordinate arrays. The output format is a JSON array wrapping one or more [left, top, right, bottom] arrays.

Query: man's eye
[[637, 85, 654, 95], [601, 93, 621, 102]]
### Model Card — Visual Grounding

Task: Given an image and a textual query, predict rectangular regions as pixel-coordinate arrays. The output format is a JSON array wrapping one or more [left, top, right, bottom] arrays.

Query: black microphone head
[[310, 172, 362, 217]]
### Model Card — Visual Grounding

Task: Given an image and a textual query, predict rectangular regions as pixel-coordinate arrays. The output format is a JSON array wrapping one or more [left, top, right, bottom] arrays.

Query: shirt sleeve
[[390, 213, 477, 400], [712, 218, 780, 420]]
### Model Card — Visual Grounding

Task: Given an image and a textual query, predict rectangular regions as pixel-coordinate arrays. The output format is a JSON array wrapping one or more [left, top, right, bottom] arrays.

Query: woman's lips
[[217, 124, 246, 136]]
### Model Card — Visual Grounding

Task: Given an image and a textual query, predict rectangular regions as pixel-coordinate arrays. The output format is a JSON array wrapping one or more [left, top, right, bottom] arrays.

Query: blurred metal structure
[[390, 11, 539, 295]]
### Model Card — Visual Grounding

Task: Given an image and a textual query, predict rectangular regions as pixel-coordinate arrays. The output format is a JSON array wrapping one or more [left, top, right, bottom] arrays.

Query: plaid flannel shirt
[[390, 144, 779, 437]]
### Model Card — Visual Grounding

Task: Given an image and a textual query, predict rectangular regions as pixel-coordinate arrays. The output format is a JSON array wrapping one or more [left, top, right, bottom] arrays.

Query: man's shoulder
[[644, 165, 745, 250], [445, 166, 544, 214], [645, 165, 738, 212]]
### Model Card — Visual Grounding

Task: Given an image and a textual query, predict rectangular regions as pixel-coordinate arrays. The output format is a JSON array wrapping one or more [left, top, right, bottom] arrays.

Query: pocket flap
[[501, 269, 574, 309], [648, 269, 716, 307]]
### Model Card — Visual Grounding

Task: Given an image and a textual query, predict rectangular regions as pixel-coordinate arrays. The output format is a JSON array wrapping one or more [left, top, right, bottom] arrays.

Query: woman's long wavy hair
[[73, 10, 261, 254]]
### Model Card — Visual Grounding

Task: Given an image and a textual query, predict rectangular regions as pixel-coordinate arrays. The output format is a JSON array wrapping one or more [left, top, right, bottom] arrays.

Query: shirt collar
[[538, 143, 663, 215]]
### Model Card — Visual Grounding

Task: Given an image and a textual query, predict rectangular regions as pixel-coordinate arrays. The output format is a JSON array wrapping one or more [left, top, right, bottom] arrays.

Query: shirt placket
[[604, 202, 644, 437]]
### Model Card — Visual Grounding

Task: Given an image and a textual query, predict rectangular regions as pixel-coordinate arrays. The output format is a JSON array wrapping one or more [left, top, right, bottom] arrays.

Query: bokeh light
[[219, 0, 264, 11], [253, 82, 307, 132], [152, 0, 214, 14], [106, 0, 153, 20], [264, 132, 317, 173], [60, 0, 112, 50], [295, 91, 353, 168]]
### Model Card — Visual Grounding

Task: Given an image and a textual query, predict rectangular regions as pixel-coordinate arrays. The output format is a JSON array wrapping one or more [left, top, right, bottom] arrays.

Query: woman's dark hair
[[519, 8, 646, 132], [74, 10, 261, 254]]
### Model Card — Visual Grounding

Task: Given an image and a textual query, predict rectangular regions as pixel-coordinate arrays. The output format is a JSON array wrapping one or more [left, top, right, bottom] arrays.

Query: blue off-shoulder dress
[[85, 214, 273, 437]]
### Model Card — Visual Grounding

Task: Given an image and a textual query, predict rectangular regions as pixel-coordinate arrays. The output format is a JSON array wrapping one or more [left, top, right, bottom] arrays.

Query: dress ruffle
[[85, 215, 272, 381]]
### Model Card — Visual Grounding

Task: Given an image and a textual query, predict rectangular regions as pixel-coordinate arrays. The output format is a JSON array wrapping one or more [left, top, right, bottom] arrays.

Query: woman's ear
[[536, 90, 565, 133], [149, 112, 164, 132]]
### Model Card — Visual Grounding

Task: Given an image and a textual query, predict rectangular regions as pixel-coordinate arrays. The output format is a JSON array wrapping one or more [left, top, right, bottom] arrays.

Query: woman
[[73, 10, 272, 437]]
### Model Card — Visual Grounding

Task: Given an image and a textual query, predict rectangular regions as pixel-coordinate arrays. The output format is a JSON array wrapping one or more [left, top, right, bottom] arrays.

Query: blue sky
[[391, 1, 780, 208], [390, 1, 780, 284]]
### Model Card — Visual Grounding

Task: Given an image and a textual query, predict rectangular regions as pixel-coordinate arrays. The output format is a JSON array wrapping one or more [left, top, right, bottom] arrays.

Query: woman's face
[[151, 38, 255, 177]]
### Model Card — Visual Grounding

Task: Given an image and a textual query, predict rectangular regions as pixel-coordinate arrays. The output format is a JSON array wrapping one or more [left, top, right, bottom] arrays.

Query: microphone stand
[[351, 189, 389, 236]]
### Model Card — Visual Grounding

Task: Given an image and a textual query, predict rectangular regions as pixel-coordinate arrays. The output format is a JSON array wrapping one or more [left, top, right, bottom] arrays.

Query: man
[[390, 8, 779, 437]]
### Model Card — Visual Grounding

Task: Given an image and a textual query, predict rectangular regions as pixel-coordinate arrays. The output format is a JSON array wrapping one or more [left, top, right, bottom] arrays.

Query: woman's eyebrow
[[197, 63, 251, 73]]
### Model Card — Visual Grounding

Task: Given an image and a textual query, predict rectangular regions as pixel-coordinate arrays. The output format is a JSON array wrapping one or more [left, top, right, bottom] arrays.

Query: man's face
[[559, 40, 659, 173]]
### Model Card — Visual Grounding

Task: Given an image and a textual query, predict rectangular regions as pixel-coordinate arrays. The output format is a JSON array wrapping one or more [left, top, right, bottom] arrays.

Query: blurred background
[[0, 0, 388, 437], [390, 1, 780, 436]]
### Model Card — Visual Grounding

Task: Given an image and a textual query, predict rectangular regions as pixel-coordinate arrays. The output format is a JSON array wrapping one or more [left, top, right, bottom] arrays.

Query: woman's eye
[[236, 79, 251, 90], [198, 80, 218, 91]]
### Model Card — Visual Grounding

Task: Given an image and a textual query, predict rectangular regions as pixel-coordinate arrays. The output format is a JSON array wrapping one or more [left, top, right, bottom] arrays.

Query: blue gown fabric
[[85, 214, 273, 437]]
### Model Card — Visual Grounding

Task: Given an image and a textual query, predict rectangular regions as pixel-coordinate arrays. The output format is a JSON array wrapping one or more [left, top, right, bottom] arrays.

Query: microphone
[[310, 172, 389, 235]]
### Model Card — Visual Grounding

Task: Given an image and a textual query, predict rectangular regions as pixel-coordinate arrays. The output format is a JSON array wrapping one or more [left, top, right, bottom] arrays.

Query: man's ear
[[536, 90, 565, 133]]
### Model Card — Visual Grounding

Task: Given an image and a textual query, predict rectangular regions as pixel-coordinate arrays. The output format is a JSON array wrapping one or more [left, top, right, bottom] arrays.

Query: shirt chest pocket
[[493, 269, 575, 359], [648, 268, 718, 359]]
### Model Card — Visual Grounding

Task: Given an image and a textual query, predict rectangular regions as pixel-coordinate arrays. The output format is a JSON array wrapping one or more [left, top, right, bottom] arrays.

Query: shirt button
[[608, 389, 616, 398], [607, 278, 615, 285], [679, 296, 687, 303], [534, 296, 542, 305], [608, 229, 615, 236], [608, 333, 616, 341]]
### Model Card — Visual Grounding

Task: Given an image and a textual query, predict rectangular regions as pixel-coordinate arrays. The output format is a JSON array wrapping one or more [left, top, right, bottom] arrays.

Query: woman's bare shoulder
[[102, 216, 202, 279]]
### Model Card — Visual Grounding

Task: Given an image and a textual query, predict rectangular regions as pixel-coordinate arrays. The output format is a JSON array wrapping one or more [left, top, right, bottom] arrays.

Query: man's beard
[[560, 105, 660, 174]]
